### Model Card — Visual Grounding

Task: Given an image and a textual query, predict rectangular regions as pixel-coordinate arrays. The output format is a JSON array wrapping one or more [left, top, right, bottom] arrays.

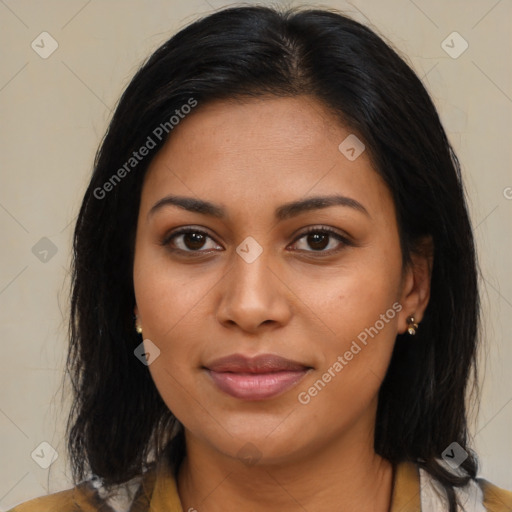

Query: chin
[[205, 426, 311, 467]]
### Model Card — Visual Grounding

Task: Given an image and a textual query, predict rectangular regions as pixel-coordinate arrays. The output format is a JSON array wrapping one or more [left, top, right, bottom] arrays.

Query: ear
[[134, 305, 139, 318], [397, 236, 434, 334]]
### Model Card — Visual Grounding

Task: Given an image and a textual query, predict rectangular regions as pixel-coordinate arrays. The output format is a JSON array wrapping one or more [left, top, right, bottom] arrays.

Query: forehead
[[141, 95, 394, 222]]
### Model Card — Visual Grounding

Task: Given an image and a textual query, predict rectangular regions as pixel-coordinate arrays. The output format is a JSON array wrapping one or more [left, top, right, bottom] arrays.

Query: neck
[[177, 427, 394, 512]]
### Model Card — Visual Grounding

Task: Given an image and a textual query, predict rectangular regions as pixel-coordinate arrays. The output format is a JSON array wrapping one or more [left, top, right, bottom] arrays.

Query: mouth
[[203, 353, 313, 401]]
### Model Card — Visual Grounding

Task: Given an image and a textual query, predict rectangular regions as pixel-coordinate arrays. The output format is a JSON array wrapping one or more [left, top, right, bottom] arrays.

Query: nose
[[215, 246, 293, 333]]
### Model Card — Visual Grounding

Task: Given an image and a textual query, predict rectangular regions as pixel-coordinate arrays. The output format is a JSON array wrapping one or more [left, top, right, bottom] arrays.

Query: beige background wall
[[1, 0, 511, 508]]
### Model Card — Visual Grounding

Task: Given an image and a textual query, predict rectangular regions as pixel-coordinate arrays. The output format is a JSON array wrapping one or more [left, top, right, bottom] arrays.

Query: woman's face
[[133, 95, 429, 465]]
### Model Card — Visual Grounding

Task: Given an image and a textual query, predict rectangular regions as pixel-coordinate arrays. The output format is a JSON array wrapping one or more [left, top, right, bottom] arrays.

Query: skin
[[133, 95, 432, 512]]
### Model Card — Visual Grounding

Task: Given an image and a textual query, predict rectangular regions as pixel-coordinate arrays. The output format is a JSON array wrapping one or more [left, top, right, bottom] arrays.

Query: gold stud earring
[[135, 316, 143, 335], [406, 316, 419, 335]]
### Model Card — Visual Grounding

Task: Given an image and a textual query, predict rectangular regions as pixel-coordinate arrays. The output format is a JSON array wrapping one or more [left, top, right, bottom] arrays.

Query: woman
[[8, 5, 512, 512]]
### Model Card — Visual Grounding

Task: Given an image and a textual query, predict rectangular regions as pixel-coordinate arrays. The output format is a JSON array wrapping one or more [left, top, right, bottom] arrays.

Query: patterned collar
[[91, 457, 422, 512], [67, 456, 511, 512]]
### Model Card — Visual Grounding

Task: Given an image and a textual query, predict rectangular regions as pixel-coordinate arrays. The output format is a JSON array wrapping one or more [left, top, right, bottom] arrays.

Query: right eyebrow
[[148, 195, 225, 220]]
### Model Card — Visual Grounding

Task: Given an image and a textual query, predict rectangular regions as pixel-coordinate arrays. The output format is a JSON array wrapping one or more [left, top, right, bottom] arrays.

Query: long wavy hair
[[66, 5, 480, 511]]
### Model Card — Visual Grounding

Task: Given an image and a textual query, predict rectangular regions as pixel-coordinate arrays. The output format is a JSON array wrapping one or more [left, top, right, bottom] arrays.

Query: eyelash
[[160, 225, 352, 257]]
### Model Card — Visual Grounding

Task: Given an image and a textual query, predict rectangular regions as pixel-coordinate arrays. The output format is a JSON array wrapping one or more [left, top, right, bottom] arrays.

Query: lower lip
[[207, 369, 309, 400]]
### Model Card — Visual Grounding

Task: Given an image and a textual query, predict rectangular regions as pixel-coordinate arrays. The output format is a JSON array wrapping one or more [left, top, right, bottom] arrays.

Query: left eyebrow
[[275, 194, 370, 220], [147, 194, 370, 220]]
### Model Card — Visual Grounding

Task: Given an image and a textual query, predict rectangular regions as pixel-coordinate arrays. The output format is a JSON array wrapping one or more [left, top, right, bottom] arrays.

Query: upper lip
[[204, 353, 311, 373]]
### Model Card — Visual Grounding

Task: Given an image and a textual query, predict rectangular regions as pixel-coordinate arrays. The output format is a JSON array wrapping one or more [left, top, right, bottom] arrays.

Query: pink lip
[[204, 353, 312, 400]]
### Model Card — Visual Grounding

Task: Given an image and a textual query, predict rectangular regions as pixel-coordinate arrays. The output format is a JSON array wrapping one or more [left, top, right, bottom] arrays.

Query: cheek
[[133, 244, 209, 405], [147, 360, 201, 432], [296, 307, 399, 425], [142, 310, 207, 426], [306, 245, 402, 386], [133, 240, 214, 338], [318, 252, 402, 334]]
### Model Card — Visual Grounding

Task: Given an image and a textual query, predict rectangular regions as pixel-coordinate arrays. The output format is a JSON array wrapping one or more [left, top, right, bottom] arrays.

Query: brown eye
[[291, 227, 351, 254], [162, 228, 222, 254], [181, 232, 207, 250], [305, 232, 330, 251]]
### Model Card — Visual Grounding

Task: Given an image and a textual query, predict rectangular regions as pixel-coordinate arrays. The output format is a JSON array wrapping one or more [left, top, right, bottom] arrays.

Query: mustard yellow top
[[7, 457, 512, 512]]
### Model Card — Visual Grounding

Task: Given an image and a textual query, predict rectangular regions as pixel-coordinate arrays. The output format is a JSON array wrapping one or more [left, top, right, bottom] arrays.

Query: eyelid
[[291, 225, 352, 243], [288, 225, 353, 253], [161, 224, 353, 254], [160, 226, 219, 248]]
